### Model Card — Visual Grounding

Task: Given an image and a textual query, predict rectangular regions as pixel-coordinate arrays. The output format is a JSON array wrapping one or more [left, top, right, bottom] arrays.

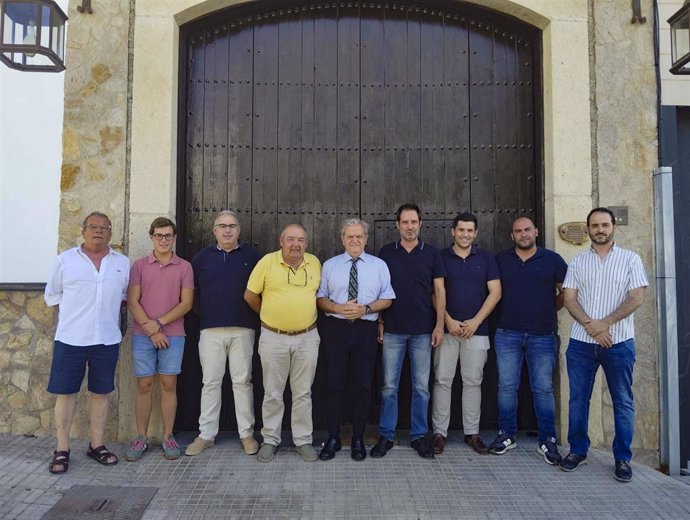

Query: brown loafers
[[464, 434, 489, 455], [432, 433, 445, 454]]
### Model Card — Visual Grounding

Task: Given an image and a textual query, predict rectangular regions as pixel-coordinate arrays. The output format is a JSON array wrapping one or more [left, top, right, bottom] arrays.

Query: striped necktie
[[348, 257, 359, 301]]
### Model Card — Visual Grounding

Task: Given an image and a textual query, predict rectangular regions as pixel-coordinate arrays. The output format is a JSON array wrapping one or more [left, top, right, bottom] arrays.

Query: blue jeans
[[566, 338, 635, 461], [495, 329, 557, 443], [379, 333, 432, 440]]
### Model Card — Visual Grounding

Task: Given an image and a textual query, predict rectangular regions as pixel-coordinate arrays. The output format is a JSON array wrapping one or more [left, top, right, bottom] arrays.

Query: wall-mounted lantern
[[669, 0, 690, 75], [0, 0, 67, 72]]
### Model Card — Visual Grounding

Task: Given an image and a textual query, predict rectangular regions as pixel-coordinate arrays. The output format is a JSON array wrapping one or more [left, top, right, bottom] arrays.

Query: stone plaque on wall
[[558, 222, 589, 245]]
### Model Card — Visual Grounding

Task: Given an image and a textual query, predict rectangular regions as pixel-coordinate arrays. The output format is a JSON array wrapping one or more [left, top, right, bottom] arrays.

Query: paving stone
[[0, 432, 689, 519]]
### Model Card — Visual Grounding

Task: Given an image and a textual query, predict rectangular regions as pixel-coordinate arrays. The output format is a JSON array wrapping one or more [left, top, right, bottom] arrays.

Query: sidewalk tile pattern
[[0, 432, 689, 519]]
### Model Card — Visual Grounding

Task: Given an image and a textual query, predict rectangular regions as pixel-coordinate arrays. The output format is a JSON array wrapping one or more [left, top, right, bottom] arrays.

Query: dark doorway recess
[[661, 105, 690, 469], [176, 1, 543, 435]]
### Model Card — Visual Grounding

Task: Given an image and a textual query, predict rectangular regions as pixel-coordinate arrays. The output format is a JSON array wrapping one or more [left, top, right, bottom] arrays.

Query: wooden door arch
[[176, 0, 543, 433]]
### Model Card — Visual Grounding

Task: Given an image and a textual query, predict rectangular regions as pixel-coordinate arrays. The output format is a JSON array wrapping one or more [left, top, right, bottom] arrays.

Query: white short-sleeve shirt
[[44, 246, 130, 346]]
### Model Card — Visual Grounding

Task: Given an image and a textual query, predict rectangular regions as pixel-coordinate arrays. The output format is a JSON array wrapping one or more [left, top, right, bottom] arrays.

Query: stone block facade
[[0, 0, 663, 468], [0, 291, 54, 436], [589, 0, 658, 468], [0, 290, 120, 441]]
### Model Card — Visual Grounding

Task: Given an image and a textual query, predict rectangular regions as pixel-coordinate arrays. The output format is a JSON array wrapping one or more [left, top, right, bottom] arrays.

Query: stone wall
[[0, 291, 55, 435], [0, 290, 122, 441], [590, 0, 659, 467], [59, 0, 131, 251]]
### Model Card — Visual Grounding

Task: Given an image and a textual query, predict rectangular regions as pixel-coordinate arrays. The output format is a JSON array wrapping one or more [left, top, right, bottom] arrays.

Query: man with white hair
[[316, 218, 395, 461]]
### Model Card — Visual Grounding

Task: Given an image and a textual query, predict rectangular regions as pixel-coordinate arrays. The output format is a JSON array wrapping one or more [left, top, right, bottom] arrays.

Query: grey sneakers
[[295, 444, 317, 462], [257, 443, 277, 463], [125, 436, 148, 462], [258, 443, 317, 462]]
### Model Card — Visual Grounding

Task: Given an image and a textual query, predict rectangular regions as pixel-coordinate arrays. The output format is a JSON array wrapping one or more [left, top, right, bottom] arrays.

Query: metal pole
[[653, 166, 680, 475]]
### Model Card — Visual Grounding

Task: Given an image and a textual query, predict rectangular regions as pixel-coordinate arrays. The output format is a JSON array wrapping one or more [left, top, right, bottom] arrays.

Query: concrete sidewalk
[[1, 431, 689, 520]]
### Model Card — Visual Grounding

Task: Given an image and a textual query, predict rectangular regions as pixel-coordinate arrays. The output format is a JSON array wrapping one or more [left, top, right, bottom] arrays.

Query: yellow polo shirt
[[246, 251, 321, 331]]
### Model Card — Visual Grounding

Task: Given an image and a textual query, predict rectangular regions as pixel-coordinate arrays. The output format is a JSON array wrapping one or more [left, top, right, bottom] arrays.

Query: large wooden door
[[176, 1, 542, 433]]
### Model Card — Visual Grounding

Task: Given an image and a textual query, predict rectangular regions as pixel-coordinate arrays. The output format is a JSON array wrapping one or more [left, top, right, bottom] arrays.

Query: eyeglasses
[[84, 224, 112, 232], [287, 268, 307, 287], [152, 233, 175, 241], [216, 223, 238, 230]]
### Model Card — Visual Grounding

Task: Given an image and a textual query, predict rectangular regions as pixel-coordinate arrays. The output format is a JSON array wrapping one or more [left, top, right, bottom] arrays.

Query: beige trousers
[[258, 327, 320, 446], [432, 333, 489, 436], [198, 327, 255, 440]]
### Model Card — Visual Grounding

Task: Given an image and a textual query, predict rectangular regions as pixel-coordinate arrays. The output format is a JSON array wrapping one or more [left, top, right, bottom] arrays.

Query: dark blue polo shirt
[[379, 240, 446, 335], [191, 243, 261, 330], [443, 246, 500, 336], [495, 246, 568, 334]]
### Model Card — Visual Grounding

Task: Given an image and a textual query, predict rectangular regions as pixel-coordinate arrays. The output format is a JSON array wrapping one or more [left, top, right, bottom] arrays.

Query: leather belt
[[261, 322, 317, 336]]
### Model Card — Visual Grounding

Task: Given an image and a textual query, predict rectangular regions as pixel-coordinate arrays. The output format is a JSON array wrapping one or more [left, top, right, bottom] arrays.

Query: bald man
[[489, 217, 568, 465]]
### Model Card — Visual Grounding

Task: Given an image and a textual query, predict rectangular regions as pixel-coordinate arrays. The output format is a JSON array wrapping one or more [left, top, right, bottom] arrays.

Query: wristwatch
[[364, 304, 373, 315]]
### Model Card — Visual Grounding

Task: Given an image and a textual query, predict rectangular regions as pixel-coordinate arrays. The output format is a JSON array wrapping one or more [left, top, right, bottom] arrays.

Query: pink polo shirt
[[129, 252, 194, 337]]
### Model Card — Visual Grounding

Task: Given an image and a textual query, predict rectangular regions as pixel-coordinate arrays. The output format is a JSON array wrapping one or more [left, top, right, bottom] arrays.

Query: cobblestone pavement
[[1, 431, 689, 520]]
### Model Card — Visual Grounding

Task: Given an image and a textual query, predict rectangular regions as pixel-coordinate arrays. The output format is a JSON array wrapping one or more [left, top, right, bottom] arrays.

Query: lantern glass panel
[[3, 2, 39, 45], [4, 2, 38, 26], [671, 14, 689, 64], [2, 15, 11, 45], [51, 17, 63, 59], [40, 5, 50, 47]]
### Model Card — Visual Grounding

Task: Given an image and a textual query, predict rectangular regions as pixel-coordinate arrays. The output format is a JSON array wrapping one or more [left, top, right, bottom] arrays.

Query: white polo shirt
[[45, 245, 130, 346], [563, 244, 648, 344]]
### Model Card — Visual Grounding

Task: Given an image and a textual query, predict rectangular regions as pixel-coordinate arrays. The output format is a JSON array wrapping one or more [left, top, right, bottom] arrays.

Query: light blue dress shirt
[[317, 251, 396, 321]]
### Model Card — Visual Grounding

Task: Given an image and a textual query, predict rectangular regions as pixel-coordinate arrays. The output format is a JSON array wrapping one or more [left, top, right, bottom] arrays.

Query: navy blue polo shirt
[[495, 246, 568, 334], [378, 240, 446, 335], [443, 246, 500, 336], [191, 243, 261, 330]]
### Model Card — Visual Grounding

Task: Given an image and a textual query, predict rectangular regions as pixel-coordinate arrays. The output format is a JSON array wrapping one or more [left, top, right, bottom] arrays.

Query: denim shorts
[[47, 341, 120, 395], [131, 335, 185, 377]]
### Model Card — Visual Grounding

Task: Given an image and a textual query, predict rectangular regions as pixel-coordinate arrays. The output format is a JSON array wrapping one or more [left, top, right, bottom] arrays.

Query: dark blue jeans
[[495, 329, 557, 443], [379, 333, 432, 441], [566, 338, 635, 461]]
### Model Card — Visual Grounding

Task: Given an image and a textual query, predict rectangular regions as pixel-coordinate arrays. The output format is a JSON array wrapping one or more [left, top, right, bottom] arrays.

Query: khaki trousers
[[259, 327, 320, 446], [198, 327, 255, 440], [432, 333, 489, 436]]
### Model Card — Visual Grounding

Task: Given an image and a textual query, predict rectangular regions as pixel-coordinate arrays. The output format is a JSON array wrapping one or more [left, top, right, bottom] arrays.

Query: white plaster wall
[[0, 0, 68, 283], [659, 0, 690, 106]]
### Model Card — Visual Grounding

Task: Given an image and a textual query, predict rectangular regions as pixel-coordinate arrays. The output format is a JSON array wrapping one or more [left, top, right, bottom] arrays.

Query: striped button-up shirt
[[563, 244, 648, 344]]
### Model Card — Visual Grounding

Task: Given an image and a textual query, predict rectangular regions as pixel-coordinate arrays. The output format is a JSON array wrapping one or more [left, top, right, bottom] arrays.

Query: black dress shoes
[[370, 437, 395, 458], [319, 436, 342, 461], [350, 436, 366, 461], [410, 437, 435, 459]]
